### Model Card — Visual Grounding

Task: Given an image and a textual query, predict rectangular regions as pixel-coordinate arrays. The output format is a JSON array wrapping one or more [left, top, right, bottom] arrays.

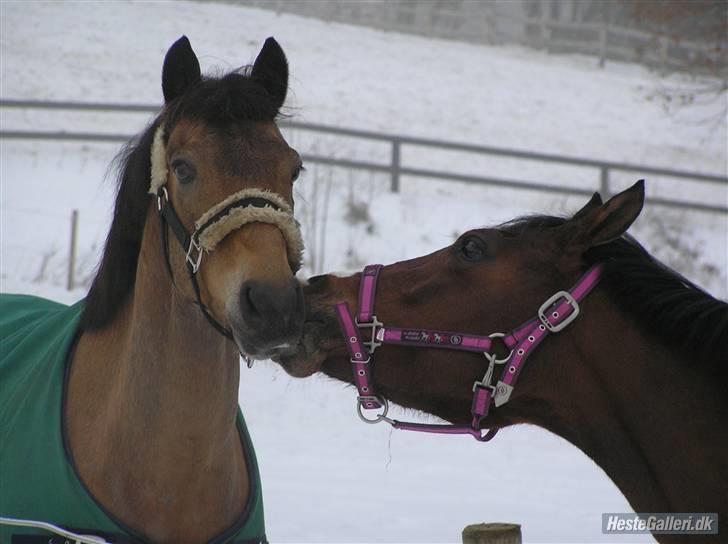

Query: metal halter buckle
[[474, 335, 514, 395], [356, 315, 383, 353], [538, 290, 579, 332], [186, 235, 203, 274], [472, 352, 497, 393], [356, 395, 389, 424]]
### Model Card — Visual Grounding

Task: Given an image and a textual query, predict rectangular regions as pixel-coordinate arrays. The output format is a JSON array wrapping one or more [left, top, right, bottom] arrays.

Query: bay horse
[[1, 37, 305, 543], [278, 181, 728, 543]]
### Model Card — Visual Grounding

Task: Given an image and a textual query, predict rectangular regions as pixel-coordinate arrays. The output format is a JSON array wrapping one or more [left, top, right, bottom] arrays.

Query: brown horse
[[278, 181, 728, 543], [2, 37, 303, 543]]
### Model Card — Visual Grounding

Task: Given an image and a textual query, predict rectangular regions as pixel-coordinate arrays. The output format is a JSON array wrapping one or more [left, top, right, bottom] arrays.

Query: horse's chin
[[273, 349, 327, 377]]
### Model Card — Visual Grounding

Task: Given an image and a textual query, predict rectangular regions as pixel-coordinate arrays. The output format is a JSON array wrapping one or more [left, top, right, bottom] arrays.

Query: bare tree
[[621, 0, 727, 78]]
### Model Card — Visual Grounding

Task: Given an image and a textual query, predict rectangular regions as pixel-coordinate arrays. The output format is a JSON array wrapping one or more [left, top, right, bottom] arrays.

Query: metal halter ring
[[156, 186, 169, 212], [487, 332, 514, 364], [356, 396, 389, 424]]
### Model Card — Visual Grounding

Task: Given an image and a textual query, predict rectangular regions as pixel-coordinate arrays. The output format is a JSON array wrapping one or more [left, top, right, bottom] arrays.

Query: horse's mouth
[[271, 313, 340, 377], [232, 332, 303, 363]]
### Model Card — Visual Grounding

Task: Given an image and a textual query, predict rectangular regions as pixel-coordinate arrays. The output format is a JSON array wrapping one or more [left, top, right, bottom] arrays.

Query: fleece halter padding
[[148, 126, 303, 271], [194, 188, 303, 270], [149, 127, 168, 195]]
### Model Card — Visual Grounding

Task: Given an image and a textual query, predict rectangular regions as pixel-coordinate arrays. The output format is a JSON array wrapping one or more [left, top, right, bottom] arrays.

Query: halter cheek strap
[[156, 187, 237, 340], [334, 263, 603, 442]]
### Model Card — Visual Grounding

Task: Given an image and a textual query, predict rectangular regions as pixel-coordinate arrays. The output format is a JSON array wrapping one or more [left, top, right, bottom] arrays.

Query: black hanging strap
[[158, 208, 176, 284], [156, 188, 234, 341]]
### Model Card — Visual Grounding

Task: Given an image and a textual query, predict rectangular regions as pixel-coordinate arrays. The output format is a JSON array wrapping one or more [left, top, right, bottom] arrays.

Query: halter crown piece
[[150, 125, 304, 349], [334, 263, 603, 441]]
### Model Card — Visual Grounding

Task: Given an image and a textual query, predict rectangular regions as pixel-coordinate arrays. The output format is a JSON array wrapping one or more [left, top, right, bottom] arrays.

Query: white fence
[[2, 99, 726, 214], [1, 99, 726, 289]]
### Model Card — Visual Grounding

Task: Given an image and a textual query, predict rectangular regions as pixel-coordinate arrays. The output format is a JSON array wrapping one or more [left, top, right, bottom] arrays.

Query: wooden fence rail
[[1, 99, 726, 214]]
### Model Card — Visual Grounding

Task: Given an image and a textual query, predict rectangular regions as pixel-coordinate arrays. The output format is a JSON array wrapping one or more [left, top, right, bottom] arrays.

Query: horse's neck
[[533, 291, 728, 522], [66, 208, 247, 543]]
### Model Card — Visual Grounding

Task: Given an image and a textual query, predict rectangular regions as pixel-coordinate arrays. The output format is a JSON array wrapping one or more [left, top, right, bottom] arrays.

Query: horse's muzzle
[[232, 278, 304, 359]]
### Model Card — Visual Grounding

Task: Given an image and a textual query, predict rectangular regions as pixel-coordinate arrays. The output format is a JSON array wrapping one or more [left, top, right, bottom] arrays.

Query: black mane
[[80, 70, 281, 330], [163, 69, 283, 131], [498, 215, 728, 379]]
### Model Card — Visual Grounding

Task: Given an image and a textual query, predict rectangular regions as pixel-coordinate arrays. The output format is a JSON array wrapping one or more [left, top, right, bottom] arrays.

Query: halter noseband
[[150, 125, 304, 357], [334, 263, 603, 441]]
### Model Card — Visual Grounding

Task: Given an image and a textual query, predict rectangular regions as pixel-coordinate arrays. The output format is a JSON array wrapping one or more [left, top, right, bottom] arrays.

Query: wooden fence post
[[67, 209, 78, 291], [391, 138, 401, 193], [658, 35, 669, 72], [600, 167, 610, 199], [462, 523, 522, 544], [539, 5, 548, 49]]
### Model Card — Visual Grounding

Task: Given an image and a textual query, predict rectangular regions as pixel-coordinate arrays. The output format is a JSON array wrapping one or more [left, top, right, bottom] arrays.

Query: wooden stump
[[462, 523, 522, 544]]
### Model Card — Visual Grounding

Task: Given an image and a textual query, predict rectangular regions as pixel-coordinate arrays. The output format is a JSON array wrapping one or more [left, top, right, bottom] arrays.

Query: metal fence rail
[[1, 99, 726, 214]]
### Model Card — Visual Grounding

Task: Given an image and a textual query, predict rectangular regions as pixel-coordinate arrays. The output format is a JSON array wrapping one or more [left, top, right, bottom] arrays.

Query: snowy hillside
[[1, 1, 726, 543]]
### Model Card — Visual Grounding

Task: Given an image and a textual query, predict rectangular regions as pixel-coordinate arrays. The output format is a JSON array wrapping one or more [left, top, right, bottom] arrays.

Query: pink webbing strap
[[504, 318, 539, 348], [383, 362, 499, 441], [358, 264, 382, 323], [493, 264, 603, 405], [335, 302, 383, 410], [391, 418, 499, 442]]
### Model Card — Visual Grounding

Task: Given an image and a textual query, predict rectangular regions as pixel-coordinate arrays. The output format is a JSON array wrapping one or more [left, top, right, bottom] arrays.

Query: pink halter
[[334, 263, 603, 441]]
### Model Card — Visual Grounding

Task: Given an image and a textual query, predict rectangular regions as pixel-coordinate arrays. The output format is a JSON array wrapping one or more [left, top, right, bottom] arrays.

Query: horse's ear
[[162, 36, 201, 104], [251, 37, 288, 113], [570, 180, 645, 248], [572, 192, 603, 220]]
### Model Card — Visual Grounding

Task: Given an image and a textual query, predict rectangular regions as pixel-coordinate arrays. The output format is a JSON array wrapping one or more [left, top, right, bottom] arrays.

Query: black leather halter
[[155, 187, 285, 342]]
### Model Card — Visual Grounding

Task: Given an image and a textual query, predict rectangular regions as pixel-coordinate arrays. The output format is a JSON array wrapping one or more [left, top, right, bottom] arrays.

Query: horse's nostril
[[240, 284, 261, 319], [239, 280, 302, 328]]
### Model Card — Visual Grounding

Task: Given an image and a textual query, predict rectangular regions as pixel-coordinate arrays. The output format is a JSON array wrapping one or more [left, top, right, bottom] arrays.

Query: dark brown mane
[[80, 69, 282, 331], [498, 214, 728, 380]]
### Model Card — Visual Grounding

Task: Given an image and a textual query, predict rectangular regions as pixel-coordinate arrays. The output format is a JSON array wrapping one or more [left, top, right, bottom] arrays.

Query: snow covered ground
[[1, 1, 726, 543]]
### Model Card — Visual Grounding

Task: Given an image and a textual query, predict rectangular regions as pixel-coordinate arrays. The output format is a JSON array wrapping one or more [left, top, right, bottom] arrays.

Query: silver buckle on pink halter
[[334, 263, 603, 442], [355, 315, 383, 354], [538, 291, 579, 332]]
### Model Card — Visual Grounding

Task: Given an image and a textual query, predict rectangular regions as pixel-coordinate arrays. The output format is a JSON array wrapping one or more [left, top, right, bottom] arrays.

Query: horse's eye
[[172, 160, 196, 185], [459, 237, 487, 262], [292, 165, 305, 182]]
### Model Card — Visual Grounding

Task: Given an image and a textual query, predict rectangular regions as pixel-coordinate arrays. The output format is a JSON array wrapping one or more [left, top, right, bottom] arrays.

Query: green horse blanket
[[0, 294, 266, 544]]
